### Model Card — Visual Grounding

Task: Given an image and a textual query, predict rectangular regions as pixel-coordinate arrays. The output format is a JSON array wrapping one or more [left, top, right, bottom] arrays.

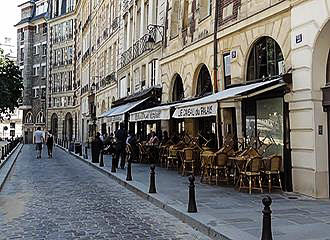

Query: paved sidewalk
[[70, 147, 330, 240]]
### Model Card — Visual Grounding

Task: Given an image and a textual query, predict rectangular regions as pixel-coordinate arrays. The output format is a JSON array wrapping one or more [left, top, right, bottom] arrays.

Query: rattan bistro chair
[[239, 156, 264, 194], [262, 155, 283, 193], [167, 147, 179, 170], [181, 148, 197, 176], [212, 152, 229, 185], [138, 143, 150, 164]]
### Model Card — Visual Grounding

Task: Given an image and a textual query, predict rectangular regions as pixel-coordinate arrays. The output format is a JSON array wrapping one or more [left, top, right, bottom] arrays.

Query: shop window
[[172, 74, 184, 102], [199, 0, 211, 20], [223, 53, 231, 88], [247, 37, 284, 81], [170, 0, 179, 38], [196, 64, 212, 97]]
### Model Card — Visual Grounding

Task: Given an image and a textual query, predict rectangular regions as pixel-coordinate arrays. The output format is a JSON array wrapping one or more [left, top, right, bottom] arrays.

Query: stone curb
[[58, 145, 258, 240], [0, 143, 23, 191]]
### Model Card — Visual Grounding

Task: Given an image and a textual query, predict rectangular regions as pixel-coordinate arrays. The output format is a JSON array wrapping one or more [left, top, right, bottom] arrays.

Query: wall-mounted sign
[[296, 34, 303, 44], [130, 109, 170, 122], [173, 102, 217, 119], [231, 50, 237, 59], [318, 125, 323, 135], [110, 114, 124, 123]]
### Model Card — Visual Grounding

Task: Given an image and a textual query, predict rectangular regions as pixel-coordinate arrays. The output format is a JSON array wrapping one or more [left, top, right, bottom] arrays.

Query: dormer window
[[36, 2, 48, 16]]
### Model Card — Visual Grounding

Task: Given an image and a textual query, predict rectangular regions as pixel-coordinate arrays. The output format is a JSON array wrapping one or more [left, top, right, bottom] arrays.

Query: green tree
[[0, 49, 23, 120]]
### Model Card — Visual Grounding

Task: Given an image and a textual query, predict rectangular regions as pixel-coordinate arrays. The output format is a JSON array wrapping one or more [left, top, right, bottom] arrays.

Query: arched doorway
[[170, 74, 185, 135], [195, 64, 212, 97], [51, 113, 58, 139], [64, 113, 73, 141], [247, 36, 284, 81], [316, 19, 330, 197], [172, 74, 184, 102]]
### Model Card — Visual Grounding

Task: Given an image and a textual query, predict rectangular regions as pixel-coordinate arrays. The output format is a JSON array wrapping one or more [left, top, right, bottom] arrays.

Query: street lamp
[[146, 24, 165, 50]]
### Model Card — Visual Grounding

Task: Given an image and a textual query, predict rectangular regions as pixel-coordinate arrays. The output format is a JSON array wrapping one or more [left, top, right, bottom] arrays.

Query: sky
[[0, 0, 23, 56]]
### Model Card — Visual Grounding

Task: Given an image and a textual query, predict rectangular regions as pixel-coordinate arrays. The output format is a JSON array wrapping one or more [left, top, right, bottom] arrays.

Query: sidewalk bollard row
[[188, 175, 197, 213], [0, 139, 20, 162], [149, 165, 157, 193], [126, 157, 132, 181], [99, 151, 104, 167]]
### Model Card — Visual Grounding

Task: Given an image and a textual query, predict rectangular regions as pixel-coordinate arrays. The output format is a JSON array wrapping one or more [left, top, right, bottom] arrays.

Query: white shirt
[[34, 130, 44, 143]]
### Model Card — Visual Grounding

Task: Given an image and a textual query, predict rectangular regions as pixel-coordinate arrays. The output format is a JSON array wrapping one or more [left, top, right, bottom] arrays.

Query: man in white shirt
[[34, 127, 44, 159]]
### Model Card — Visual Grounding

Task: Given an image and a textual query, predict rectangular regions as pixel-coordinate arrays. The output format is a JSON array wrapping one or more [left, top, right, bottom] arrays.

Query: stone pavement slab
[[0, 145, 211, 240], [68, 147, 330, 240]]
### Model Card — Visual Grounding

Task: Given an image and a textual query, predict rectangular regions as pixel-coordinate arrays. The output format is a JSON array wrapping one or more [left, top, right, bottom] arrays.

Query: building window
[[134, 68, 140, 92], [33, 66, 40, 76], [223, 53, 231, 88], [326, 50, 330, 85], [149, 60, 157, 86], [33, 45, 39, 55], [199, 0, 211, 20], [25, 112, 33, 124], [172, 74, 184, 102], [182, 0, 189, 30], [170, 0, 179, 38], [36, 112, 45, 124], [10, 123, 15, 129], [41, 66, 46, 78], [41, 87, 46, 99], [42, 44, 47, 56], [141, 64, 146, 87], [196, 64, 212, 97], [247, 37, 284, 82]]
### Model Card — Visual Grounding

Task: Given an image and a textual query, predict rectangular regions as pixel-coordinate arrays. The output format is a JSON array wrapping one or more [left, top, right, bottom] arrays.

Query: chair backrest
[[138, 143, 146, 154], [245, 156, 263, 172], [184, 148, 194, 161], [126, 143, 133, 154], [214, 152, 227, 167], [169, 148, 177, 157], [270, 155, 282, 171]]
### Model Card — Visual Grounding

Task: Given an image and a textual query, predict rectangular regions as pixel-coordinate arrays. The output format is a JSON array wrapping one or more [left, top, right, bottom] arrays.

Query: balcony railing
[[81, 84, 90, 95], [121, 33, 150, 68]]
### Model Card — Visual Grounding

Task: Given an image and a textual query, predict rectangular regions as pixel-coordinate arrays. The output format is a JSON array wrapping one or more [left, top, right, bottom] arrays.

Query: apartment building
[[16, 0, 48, 143], [47, 0, 77, 142]]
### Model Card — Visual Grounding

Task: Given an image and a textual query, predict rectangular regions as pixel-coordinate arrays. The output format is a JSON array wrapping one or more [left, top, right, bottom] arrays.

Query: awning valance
[[101, 98, 149, 122], [173, 79, 283, 119], [129, 103, 181, 122]]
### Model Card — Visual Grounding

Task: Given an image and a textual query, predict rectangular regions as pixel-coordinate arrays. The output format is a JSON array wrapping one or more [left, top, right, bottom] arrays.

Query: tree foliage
[[0, 49, 24, 120]]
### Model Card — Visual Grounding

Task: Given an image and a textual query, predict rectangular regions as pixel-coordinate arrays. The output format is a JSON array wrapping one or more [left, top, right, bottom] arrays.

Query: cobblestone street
[[0, 145, 210, 240]]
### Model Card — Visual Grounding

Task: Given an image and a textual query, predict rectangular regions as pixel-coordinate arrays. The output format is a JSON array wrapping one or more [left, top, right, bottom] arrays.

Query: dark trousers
[[47, 145, 53, 157], [115, 147, 126, 169]]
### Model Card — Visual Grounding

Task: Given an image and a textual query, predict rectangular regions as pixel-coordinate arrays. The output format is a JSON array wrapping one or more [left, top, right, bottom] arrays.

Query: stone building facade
[[16, 0, 48, 143], [47, 0, 77, 142]]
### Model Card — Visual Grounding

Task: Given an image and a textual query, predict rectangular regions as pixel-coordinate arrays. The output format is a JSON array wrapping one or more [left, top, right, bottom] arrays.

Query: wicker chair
[[138, 143, 150, 164], [212, 152, 229, 185], [262, 155, 282, 193], [239, 156, 263, 194], [167, 146, 179, 170], [181, 148, 198, 176], [159, 145, 169, 167]]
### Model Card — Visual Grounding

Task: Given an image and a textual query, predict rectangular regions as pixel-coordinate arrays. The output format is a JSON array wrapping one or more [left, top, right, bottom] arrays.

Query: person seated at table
[[148, 131, 159, 145], [161, 130, 170, 145]]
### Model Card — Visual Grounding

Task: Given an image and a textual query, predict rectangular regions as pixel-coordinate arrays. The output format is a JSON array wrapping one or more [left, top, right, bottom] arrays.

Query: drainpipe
[[213, 0, 219, 93]]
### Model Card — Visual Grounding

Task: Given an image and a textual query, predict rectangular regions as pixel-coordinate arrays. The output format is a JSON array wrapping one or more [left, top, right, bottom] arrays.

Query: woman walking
[[46, 131, 54, 158]]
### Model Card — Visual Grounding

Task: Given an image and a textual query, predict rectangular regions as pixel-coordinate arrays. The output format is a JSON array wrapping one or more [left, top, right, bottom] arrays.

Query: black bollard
[[126, 156, 132, 181], [188, 175, 198, 213], [149, 165, 157, 193], [99, 150, 104, 167], [79, 144, 83, 156], [84, 145, 88, 159], [261, 196, 273, 240], [1, 147, 4, 160], [111, 154, 116, 173]]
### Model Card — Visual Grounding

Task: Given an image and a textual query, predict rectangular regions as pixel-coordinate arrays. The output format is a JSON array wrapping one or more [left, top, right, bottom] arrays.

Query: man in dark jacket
[[115, 123, 127, 169], [92, 132, 103, 163]]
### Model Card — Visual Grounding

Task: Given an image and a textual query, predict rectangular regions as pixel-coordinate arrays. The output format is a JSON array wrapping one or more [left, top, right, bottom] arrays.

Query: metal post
[[84, 145, 88, 159], [111, 153, 116, 173], [126, 156, 132, 181], [1, 147, 4, 160], [149, 164, 157, 193], [99, 150, 104, 167], [79, 144, 83, 156], [261, 196, 273, 240], [188, 175, 197, 213]]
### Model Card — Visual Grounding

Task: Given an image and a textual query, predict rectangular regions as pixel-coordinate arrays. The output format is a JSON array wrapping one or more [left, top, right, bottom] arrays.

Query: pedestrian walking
[[91, 132, 103, 163], [115, 122, 127, 169], [34, 127, 44, 159], [46, 130, 54, 158]]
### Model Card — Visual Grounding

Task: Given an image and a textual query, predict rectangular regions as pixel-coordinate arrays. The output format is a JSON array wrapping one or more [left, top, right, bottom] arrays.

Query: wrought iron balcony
[[112, 17, 119, 31]]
